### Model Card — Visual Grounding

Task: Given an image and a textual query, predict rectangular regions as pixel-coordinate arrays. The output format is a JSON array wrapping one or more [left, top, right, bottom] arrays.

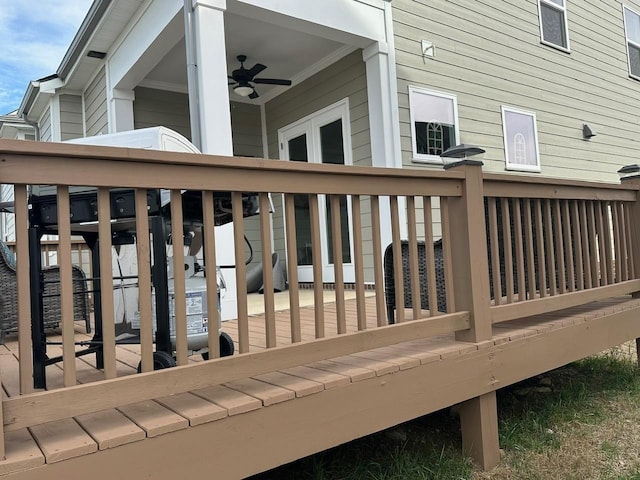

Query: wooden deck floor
[[1, 295, 639, 478]]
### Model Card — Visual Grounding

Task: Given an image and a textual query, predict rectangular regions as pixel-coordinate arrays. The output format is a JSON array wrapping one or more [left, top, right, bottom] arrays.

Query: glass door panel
[[288, 134, 313, 267]]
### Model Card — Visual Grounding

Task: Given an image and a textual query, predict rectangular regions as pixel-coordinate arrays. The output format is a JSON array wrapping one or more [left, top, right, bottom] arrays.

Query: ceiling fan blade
[[253, 78, 292, 86], [247, 63, 267, 78], [249, 89, 260, 99]]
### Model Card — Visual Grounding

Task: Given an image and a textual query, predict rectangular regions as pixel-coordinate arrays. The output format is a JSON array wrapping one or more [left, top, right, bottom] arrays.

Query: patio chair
[[0, 241, 90, 343], [383, 240, 447, 324]]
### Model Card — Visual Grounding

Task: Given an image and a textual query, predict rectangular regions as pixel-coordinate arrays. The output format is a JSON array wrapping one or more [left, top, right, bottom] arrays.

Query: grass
[[250, 346, 640, 480]]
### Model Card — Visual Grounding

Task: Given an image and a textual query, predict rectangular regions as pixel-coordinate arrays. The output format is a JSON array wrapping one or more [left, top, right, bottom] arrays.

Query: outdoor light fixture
[[441, 143, 485, 169], [233, 85, 253, 97], [582, 124, 596, 139]]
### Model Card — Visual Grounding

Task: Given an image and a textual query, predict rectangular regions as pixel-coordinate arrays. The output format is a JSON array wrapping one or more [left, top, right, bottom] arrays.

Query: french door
[[279, 99, 355, 283]]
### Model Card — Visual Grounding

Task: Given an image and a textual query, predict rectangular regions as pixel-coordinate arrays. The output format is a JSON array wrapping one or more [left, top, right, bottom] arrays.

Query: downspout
[[21, 113, 40, 142], [184, 0, 202, 151]]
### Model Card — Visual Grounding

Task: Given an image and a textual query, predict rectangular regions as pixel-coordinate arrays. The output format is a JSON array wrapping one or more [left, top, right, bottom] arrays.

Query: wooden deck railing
[[0, 139, 638, 461], [483, 174, 640, 324]]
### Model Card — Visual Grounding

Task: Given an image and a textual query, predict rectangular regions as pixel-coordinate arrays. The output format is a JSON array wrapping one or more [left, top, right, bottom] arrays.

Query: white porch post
[[108, 89, 135, 133], [189, 0, 237, 322], [363, 39, 406, 248], [191, 0, 233, 155]]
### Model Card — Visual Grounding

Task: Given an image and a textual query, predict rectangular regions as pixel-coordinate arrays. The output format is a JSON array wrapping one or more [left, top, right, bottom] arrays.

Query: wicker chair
[[0, 242, 90, 343], [384, 240, 447, 324]]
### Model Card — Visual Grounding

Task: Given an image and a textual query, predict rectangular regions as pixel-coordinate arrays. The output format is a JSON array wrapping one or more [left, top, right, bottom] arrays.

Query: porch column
[[363, 41, 405, 248], [190, 0, 233, 155], [108, 89, 135, 133], [445, 160, 499, 470]]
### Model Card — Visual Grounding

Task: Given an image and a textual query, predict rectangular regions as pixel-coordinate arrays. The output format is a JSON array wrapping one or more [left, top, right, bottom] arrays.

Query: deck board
[[29, 418, 97, 463], [117, 401, 189, 437], [75, 409, 145, 450]]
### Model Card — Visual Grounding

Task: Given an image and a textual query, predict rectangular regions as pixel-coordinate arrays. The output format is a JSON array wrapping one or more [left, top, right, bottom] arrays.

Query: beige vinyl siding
[[392, 0, 640, 183], [39, 107, 52, 142], [84, 66, 108, 137], [133, 87, 191, 140], [59, 95, 83, 141], [231, 101, 263, 158], [265, 50, 373, 283]]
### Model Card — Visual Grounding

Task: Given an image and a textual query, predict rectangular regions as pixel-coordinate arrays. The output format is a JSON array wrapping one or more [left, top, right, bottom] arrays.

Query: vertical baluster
[[202, 191, 220, 358], [624, 202, 636, 279], [534, 199, 547, 298], [309, 195, 324, 338], [390, 196, 404, 323], [579, 201, 592, 289], [562, 201, 575, 292], [14, 185, 33, 394], [259, 193, 277, 347], [97, 187, 116, 379], [232, 192, 249, 352], [371, 196, 386, 326], [406, 196, 421, 320], [553, 200, 566, 294], [329, 195, 346, 334], [514, 199, 526, 302], [440, 197, 456, 312], [501, 198, 514, 303], [571, 201, 584, 290], [423, 196, 439, 316], [596, 202, 608, 285], [544, 200, 557, 295], [170, 190, 187, 366], [351, 195, 367, 330], [488, 198, 502, 305], [603, 202, 616, 283], [284, 194, 301, 342], [58, 187, 76, 387], [611, 202, 622, 283], [524, 199, 536, 300], [618, 202, 629, 281], [135, 189, 154, 371], [587, 202, 599, 287]]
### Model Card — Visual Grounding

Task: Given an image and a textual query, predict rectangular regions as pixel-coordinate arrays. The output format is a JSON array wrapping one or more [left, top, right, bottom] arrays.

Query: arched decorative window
[[502, 106, 540, 172], [427, 122, 444, 155], [514, 133, 527, 165]]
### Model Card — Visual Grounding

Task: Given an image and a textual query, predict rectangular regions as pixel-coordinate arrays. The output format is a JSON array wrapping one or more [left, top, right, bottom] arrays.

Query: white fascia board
[[107, 0, 183, 90], [229, 0, 386, 46]]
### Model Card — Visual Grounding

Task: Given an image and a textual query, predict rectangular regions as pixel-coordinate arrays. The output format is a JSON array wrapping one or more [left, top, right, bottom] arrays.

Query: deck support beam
[[459, 391, 500, 470]]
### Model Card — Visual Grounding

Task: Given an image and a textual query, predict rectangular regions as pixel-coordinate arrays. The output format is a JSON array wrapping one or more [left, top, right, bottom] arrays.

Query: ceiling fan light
[[234, 85, 253, 97]]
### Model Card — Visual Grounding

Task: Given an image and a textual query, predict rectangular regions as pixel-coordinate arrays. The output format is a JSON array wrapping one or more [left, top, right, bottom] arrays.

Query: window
[[538, 0, 570, 51], [501, 107, 541, 172], [624, 6, 640, 79], [408, 86, 459, 163]]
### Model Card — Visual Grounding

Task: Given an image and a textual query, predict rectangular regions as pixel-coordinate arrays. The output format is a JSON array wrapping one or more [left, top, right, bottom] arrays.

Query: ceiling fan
[[228, 55, 292, 99]]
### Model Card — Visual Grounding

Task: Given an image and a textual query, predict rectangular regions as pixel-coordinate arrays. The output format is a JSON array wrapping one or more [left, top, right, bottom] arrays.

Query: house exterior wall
[[392, 0, 640, 183], [39, 107, 52, 143], [133, 87, 191, 140], [59, 95, 83, 141], [84, 66, 108, 137], [265, 50, 374, 282]]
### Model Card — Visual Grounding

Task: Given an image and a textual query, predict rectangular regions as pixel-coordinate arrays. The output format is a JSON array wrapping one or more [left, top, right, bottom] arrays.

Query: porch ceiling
[[141, 12, 345, 102]]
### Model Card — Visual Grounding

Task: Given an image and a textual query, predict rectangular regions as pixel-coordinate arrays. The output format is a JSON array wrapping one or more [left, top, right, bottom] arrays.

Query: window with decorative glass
[[501, 107, 541, 173], [408, 86, 459, 163], [538, 0, 570, 51], [624, 5, 640, 79]]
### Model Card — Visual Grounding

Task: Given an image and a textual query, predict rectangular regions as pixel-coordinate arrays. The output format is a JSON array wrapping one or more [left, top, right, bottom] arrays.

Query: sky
[[0, 0, 93, 115]]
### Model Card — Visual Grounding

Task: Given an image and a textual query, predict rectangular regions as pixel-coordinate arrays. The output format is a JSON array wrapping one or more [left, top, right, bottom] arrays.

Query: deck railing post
[[443, 159, 499, 470], [618, 168, 640, 367], [443, 160, 492, 343]]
